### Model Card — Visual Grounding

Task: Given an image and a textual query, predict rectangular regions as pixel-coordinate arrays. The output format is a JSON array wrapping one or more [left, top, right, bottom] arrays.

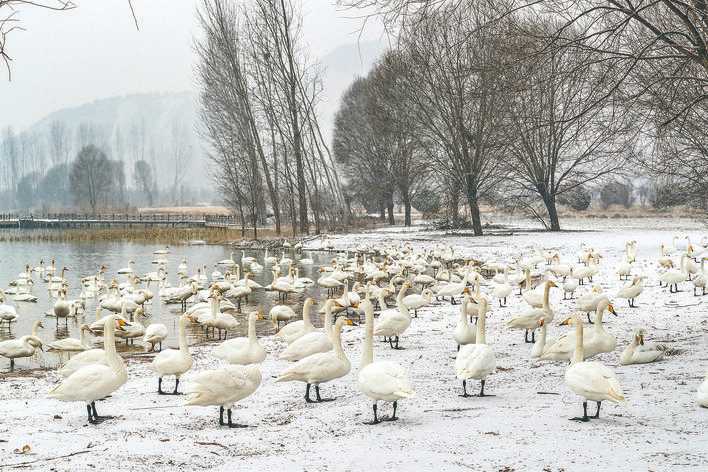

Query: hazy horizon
[[0, 0, 387, 132]]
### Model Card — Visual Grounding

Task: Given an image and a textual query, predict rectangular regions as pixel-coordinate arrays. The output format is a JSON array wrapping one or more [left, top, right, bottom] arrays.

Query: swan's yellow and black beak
[[559, 317, 573, 326], [343, 318, 357, 326], [608, 304, 617, 316], [116, 319, 128, 331], [548, 281, 558, 288], [639, 334, 645, 345]]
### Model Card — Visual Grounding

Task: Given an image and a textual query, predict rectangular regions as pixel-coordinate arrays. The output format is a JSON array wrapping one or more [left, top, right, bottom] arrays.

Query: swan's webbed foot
[[459, 380, 471, 397], [89, 402, 113, 424], [391, 336, 404, 350], [586, 313, 594, 324], [570, 401, 591, 422], [315, 385, 334, 402], [226, 409, 249, 428]]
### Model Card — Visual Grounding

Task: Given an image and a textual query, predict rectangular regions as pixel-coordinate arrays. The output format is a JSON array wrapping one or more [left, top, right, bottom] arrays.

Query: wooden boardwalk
[[0, 213, 239, 229]]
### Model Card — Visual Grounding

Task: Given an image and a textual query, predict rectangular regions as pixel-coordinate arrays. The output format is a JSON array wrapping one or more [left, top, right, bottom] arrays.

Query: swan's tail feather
[[607, 387, 625, 403]]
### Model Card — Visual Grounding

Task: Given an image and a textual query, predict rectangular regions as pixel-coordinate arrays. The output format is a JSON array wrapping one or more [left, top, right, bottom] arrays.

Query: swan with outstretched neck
[[48, 316, 128, 424], [358, 299, 415, 424]]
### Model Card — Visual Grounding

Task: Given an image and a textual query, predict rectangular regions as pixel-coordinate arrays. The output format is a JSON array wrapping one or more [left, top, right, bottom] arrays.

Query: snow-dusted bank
[[2, 218, 708, 471]]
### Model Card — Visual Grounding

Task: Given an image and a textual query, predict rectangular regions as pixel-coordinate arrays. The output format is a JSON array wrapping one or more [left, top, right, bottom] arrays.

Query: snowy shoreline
[[2, 222, 708, 471]]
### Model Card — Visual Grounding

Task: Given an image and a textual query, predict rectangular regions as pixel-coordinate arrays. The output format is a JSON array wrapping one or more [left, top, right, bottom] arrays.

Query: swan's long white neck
[[542, 283, 551, 310], [302, 299, 313, 329], [178, 317, 189, 353], [103, 317, 122, 372], [476, 300, 487, 345], [333, 320, 346, 360], [324, 302, 334, 338], [211, 296, 219, 320], [573, 318, 584, 364], [594, 302, 608, 334], [361, 303, 374, 369], [460, 297, 470, 326], [31, 320, 42, 337], [247, 314, 257, 344]]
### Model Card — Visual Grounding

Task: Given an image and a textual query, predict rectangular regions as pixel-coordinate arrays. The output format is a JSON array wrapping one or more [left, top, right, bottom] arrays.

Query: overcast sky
[[0, 0, 384, 131]]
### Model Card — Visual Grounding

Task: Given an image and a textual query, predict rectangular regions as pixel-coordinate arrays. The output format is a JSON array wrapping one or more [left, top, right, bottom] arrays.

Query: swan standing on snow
[[213, 311, 267, 365], [507, 280, 556, 343], [48, 316, 128, 424], [143, 320, 169, 352], [455, 297, 496, 397], [564, 315, 625, 421], [280, 300, 336, 361], [150, 314, 193, 394], [184, 364, 261, 428], [0, 320, 44, 371], [619, 329, 664, 365], [453, 294, 476, 350], [401, 288, 433, 317], [374, 282, 412, 349], [616, 275, 645, 308], [358, 299, 415, 424], [276, 316, 353, 403]]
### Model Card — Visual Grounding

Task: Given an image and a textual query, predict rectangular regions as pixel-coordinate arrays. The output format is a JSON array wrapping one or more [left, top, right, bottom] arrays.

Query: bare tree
[[504, 19, 636, 230], [400, 2, 511, 235]]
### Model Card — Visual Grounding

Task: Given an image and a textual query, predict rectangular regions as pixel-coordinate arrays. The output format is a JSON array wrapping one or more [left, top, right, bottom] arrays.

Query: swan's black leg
[[87, 404, 96, 424], [219, 406, 225, 425], [478, 379, 495, 397], [587, 313, 593, 324], [592, 401, 602, 419], [524, 330, 531, 343], [173, 378, 182, 395], [384, 401, 398, 421], [389, 337, 394, 349], [91, 401, 113, 423], [227, 408, 248, 428], [570, 401, 590, 422], [450, 297, 456, 305], [315, 385, 334, 402], [305, 384, 315, 403], [459, 379, 471, 397], [392, 336, 404, 350], [9, 358, 14, 371], [531, 331, 535, 343], [158, 377, 166, 394], [364, 403, 380, 425]]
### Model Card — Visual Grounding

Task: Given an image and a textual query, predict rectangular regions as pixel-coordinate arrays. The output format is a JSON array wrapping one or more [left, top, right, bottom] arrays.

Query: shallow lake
[[0, 240, 334, 371]]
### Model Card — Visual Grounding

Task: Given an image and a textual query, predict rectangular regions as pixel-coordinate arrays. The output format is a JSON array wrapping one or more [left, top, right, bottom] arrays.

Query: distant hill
[[16, 40, 386, 191]]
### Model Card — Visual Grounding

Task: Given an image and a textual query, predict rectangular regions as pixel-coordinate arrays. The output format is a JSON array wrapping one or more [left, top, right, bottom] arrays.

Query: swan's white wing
[[359, 361, 414, 399], [49, 364, 118, 401], [565, 361, 624, 402]]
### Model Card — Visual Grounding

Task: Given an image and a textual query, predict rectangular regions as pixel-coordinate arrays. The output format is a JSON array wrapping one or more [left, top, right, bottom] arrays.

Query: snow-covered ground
[[2, 219, 708, 471]]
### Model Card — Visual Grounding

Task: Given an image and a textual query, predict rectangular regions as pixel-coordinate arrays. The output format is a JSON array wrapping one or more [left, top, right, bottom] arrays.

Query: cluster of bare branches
[[196, 0, 344, 237], [0, 0, 75, 79], [334, 0, 707, 230]]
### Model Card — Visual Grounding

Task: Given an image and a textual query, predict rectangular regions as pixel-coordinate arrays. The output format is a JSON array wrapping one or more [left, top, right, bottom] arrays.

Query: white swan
[[0, 320, 44, 371], [358, 299, 415, 424], [507, 281, 556, 343], [616, 276, 644, 308], [275, 316, 353, 403], [184, 364, 261, 428], [401, 288, 433, 317], [280, 300, 336, 362], [373, 282, 412, 349], [434, 266, 471, 304], [47, 324, 93, 352], [151, 314, 193, 394], [143, 321, 169, 352], [48, 316, 128, 424], [453, 294, 476, 350], [564, 315, 625, 421], [455, 296, 496, 397], [619, 329, 664, 365], [541, 298, 617, 362], [274, 297, 315, 344], [0, 289, 18, 326], [213, 311, 267, 365], [202, 292, 239, 340]]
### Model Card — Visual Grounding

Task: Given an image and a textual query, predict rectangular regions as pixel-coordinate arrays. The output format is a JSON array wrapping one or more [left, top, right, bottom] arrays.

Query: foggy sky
[[0, 0, 384, 131]]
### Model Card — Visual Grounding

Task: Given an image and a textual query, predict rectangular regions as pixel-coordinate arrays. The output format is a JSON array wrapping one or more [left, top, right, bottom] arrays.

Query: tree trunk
[[387, 196, 395, 225], [403, 195, 412, 226], [465, 182, 483, 236], [542, 192, 561, 231]]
